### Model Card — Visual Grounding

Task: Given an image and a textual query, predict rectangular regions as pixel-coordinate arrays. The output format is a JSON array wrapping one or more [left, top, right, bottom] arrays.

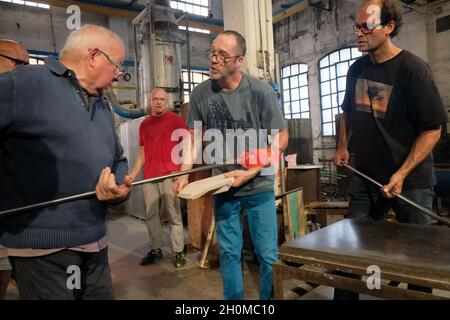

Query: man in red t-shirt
[[130, 88, 188, 268]]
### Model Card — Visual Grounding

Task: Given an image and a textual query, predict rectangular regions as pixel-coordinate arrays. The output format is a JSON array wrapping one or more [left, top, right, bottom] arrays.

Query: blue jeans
[[334, 175, 434, 300], [214, 190, 278, 300]]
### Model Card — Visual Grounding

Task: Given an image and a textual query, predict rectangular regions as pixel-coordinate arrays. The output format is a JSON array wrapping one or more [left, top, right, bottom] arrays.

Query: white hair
[[59, 24, 124, 59]]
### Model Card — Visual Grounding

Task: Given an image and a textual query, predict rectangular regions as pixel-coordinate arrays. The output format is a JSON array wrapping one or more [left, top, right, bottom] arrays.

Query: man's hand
[[333, 148, 349, 167], [95, 167, 133, 201], [381, 171, 406, 199], [173, 175, 189, 195], [224, 168, 260, 188]]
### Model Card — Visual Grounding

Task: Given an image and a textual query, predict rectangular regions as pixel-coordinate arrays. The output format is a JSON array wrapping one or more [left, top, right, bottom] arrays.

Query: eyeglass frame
[[206, 49, 242, 64], [0, 53, 29, 67], [353, 22, 386, 35], [89, 49, 125, 76]]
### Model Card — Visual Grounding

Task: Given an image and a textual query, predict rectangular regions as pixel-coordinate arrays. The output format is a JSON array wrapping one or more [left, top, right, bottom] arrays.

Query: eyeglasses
[[94, 49, 125, 76], [353, 22, 385, 35], [0, 54, 29, 67], [206, 49, 241, 64]]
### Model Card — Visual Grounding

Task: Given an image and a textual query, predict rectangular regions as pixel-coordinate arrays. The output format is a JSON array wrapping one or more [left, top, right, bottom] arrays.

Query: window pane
[[292, 113, 301, 119], [292, 100, 300, 113], [321, 81, 330, 95], [290, 76, 299, 88], [193, 72, 203, 83], [201, 7, 208, 16], [322, 109, 332, 123], [300, 86, 309, 99], [299, 64, 308, 74], [291, 64, 299, 75], [330, 80, 337, 94], [329, 51, 340, 65], [300, 99, 309, 113], [282, 78, 290, 90], [319, 57, 329, 68], [291, 88, 299, 101], [337, 61, 349, 77], [331, 93, 338, 107], [299, 74, 307, 86], [337, 77, 346, 91], [301, 112, 309, 119], [283, 91, 290, 102], [352, 47, 362, 59], [340, 48, 351, 61], [323, 123, 333, 136], [284, 103, 290, 115], [320, 68, 330, 82], [282, 66, 290, 77], [349, 59, 357, 66], [330, 66, 336, 79], [322, 95, 332, 109], [338, 91, 346, 105], [201, 0, 209, 6]]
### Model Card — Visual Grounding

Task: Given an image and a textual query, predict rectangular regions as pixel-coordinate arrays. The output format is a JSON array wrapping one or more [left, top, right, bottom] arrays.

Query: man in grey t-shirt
[[173, 30, 288, 300]]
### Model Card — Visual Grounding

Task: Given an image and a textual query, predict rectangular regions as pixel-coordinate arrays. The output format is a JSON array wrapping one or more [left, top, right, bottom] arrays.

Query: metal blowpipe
[[341, 162, 450, 228], [0, 164, 232, 217]]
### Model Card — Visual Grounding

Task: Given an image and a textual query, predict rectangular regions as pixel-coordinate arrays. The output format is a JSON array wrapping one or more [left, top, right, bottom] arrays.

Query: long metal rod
[[342, 162, 450, 228], [0, 164, 231, 217]]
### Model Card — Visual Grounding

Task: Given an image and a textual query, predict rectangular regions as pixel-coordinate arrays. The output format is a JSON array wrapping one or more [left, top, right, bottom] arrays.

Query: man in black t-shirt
[[332, 0, 448, 299]]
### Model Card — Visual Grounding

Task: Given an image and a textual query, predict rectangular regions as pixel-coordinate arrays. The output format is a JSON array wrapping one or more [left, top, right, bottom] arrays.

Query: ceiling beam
[[272, 1, 309, 24]]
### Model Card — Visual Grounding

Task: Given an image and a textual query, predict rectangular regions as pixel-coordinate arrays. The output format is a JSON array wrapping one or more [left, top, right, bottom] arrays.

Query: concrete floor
[[5, 211, 449, 300]]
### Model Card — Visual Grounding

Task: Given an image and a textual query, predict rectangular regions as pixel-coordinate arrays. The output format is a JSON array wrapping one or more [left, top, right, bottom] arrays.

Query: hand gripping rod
[[341, 162, 450, 228]]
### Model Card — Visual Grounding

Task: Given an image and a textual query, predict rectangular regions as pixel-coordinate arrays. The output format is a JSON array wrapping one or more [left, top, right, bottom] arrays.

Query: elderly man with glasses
[[332, 0, 448, 300], [0, 25, 133, 300], [0, 39, 29, 300]]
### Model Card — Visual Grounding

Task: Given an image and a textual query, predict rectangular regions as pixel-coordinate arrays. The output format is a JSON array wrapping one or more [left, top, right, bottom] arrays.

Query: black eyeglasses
[[0, 54, 29, 67], [90, 49, 125, 76], [353, 22, 385, 35], [206, 49, 241, 64]]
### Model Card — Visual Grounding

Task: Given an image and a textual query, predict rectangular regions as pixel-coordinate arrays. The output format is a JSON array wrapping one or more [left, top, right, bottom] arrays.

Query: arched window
[[319, 47, 363, 136], [281, 63, 309, 119]]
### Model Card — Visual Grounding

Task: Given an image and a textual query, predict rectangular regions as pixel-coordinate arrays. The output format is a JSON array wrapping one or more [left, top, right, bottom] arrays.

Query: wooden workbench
[[274, 219, 450, 299]]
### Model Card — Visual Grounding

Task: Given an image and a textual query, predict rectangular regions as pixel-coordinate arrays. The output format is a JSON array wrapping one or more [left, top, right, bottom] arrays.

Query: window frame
[[318, 47, 362, 136], [170, 0, 210, 17], [280, 63, 310, 120]]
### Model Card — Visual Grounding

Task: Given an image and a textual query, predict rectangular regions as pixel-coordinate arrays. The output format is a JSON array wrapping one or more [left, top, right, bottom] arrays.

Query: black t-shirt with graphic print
[[341, 50, 448, 189]]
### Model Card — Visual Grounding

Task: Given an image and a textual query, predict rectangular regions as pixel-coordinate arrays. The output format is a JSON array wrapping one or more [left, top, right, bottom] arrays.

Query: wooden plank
[[273, 262, 448, 300], [187, 170, 214, 250]]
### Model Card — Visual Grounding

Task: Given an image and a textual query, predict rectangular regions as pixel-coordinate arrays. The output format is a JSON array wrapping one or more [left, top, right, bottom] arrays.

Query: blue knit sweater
[[0, 56, 129, 248]]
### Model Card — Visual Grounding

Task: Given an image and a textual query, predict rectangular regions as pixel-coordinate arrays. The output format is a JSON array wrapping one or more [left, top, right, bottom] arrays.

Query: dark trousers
[[9, 247, 114, 300], [334, 176, 434, 300]]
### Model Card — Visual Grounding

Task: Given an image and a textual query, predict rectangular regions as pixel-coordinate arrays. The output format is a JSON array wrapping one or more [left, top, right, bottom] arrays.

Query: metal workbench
[[274, 219, 450, 299]]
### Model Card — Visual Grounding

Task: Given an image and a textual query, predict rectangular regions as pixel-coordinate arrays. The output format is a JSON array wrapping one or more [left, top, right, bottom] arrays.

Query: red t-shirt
[[139, 111, 188, 178]]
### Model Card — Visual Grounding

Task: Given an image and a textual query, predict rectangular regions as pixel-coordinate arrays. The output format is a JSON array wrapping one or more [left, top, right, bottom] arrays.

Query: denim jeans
[[334, 175, 434, 300], [214, 190, 278, 300]]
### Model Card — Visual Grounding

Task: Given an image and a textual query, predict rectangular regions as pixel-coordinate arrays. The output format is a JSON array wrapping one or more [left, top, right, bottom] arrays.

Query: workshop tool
[[0, 163, 235, 217], [341, 162, 450, 228]]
